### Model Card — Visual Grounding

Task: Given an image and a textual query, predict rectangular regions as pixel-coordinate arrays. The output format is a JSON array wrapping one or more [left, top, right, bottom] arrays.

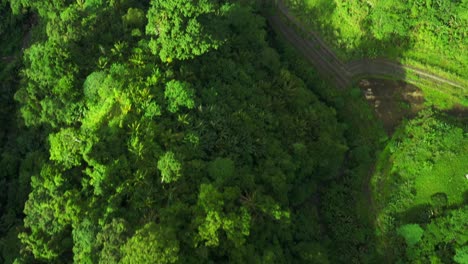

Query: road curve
[[270, 0, 467, 90]]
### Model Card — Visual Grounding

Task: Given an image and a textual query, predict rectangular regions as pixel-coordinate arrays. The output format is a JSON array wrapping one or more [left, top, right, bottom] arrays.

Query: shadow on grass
[[444, 104, 468, 119], [284, 0, 414, 60], [397, 204, 433, 224]]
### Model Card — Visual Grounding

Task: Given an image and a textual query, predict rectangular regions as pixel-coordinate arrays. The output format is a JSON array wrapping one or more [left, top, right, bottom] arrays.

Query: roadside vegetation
[[284, 0, 468, 107], [372, 109, 467, 263], [284, 0, 468, 78]]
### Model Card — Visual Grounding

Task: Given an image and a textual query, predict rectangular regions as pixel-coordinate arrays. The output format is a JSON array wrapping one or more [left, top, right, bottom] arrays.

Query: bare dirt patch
[[359, 78, 425, 135]]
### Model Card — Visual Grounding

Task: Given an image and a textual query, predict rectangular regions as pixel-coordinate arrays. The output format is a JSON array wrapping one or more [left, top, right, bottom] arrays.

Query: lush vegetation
[[284, 0, 468, 109], [372, 109, 467, 263], [0, 0, 466, 263], [0, 0, 349, 262], [285, 0, 468, 78]]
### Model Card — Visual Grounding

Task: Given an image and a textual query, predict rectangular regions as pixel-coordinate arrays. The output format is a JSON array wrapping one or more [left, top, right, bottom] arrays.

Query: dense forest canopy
[[0, 0, 466, 263], [2, 0, 348, 262]]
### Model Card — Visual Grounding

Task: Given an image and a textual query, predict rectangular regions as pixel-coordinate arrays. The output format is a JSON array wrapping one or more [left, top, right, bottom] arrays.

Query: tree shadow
[[283, 0, 414, 60], [397, 204, 433, 225], [443, 104, 468, 120]]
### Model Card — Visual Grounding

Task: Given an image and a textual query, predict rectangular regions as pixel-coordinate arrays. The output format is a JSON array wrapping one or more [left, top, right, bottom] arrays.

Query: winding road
[[269, 0, 467, 90]]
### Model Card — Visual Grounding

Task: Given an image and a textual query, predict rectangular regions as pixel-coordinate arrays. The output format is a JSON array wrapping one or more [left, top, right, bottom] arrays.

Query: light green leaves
[[198, 210, 223, 247], [157, 151, 182, 183], [120, 222, 179, 264], [146, 0, 224, 60], [454, 246, 468, 264], [397, 224, 424, 246], [196, 184, 251, 247], [82, 68, 132, 131], [72, 218, 96, 264], [164, 80, 195, 113], [83, 71, 107, 104], [49, 128, 82, 169]]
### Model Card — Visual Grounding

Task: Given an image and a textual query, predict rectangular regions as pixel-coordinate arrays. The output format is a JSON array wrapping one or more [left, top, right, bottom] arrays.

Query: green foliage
[[146, 0, 227, 61], [382, 110, 467, 207], [286, 0, 468, 78], [72, 218, 97, 264], [430, 192, 448, 212], [83, 71, 107, 103], [4, 0, 465, 263], [404, 205, 468, 263], [196, 184, 251, 248], [0, 228, 21, 264], [6, 1, 349, 261], [49, 128, 82, 169], [369, 0, 409, 40], [164, 80, 196, 113], [372, 109, 468, 261], [20, 164, 77, 261], [157, 151, 182, 183], [208, 157, 235, 181], [122, 7, 145, 30], [454, 246, 468, 264], [397, 224, 424, 246], [120, 222, 179, 264], [95, 218, 129, 263]]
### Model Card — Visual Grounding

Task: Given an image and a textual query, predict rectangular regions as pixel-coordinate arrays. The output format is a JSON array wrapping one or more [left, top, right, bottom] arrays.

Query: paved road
[[270, 0, 466, 90]]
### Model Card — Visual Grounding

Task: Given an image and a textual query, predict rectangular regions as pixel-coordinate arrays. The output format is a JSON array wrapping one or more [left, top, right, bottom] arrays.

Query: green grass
[[283, 0, 468, 78], [404, 71, 468, 109], [370, 110, 468, 261], [413, 145, 468, 206], [373, 109, 467, 221]]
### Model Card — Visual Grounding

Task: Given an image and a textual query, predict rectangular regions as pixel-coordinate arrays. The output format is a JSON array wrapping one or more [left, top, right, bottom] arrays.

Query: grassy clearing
[[413, 151, 468, 206], [373, 108, 468, 226], [391, 110, 466, 204], [370, 109, 468, 262]]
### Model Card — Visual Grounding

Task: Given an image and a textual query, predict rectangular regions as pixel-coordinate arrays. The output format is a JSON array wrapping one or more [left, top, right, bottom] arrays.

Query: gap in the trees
[[358, 78, 425, 135]]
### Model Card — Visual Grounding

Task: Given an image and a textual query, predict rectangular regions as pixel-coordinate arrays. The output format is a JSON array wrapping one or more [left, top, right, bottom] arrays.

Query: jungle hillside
[[0, 0, 466, 263]]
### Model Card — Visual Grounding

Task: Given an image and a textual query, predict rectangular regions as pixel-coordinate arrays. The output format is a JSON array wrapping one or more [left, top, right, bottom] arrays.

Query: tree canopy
[[0, 0, 465, 263]]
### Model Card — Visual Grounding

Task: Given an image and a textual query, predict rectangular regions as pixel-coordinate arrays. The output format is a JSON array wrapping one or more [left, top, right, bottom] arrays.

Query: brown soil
[[358, 78, 425, 135]]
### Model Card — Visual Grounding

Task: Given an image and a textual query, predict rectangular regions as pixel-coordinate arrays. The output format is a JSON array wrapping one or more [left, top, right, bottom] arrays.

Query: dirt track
[[270, 0, 466, 90]]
